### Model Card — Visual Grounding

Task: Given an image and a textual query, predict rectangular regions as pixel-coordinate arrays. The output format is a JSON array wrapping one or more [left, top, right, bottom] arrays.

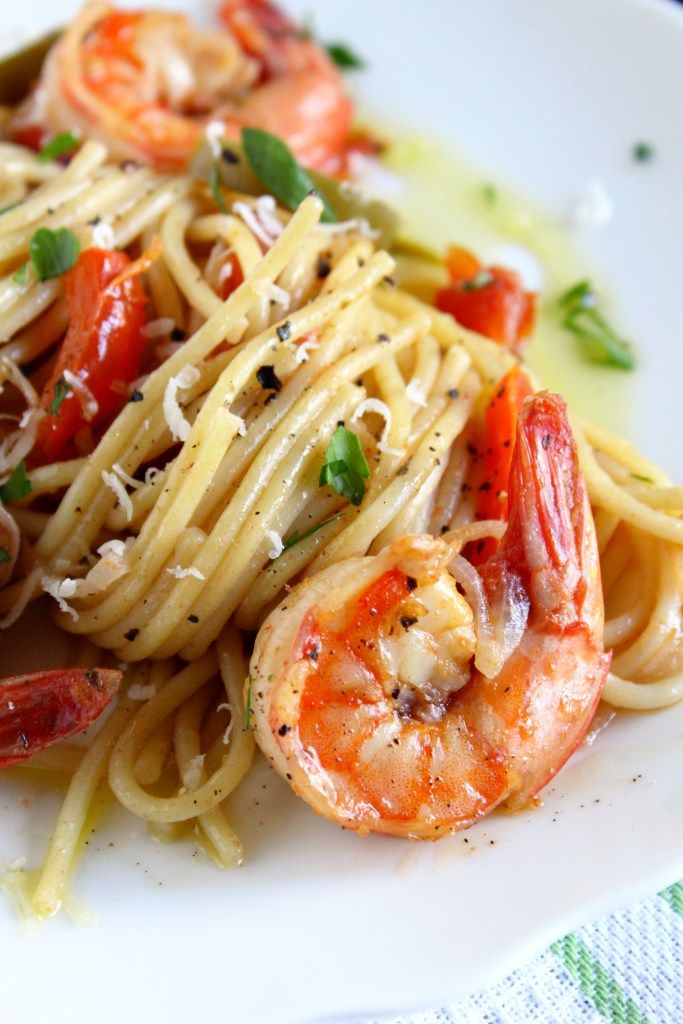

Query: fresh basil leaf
[[462, 270, 493, 292], [630, 472, 654, 483], [29, 227, 80, 281], [210, 164, 227, 213], [242, 127, 337, 223], [49, 375, 71, 415], [37, 131, 79, 163], [282, 515, 341, 552], [0, 460, 32, 503], [243, 676, 252, 730], [326, 42, 365, 70], [556, 279, 635, 370], [12, 263, 27, 286], [0, 546, 11, 563], [319, 425, 369, 506]]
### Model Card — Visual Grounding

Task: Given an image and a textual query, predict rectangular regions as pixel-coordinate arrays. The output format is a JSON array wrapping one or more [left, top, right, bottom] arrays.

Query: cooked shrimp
[[0, 667, 121, 768], [250, 393, 611, 838], [33, 0, 352, 173]]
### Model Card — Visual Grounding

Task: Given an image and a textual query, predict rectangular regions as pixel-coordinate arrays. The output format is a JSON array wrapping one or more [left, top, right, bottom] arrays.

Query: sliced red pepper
[[466, 364, 534, 566], [10, 124, 45, 152], [0, 667, 121, 768], [436, 245, 536, 354], [34, 247, 149, 464], [220, 252, 244, 300]]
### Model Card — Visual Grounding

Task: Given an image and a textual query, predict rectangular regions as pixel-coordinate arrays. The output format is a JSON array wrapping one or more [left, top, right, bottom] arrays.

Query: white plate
[[2, 2, 683, 1022]]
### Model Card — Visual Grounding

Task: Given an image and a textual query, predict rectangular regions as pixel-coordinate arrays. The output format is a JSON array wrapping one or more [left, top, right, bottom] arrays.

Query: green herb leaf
[[243, 676, 252, 731], [632, 142, 655, 163], [482, 183, 498, 206], [0, 547, 11, 563], [319, 425, 369, 506], [0, 201, 21, 216], [556, 279, 635, 370], [242, 127, 337, 223], [49, 375, 71, 415], [0, 460, 32, 504], [326, 42, 365, 70], [29, 227, 80, 281], [12, 263, 27, 286], [462, 270, 493, 292], [630, 472, 654, 484], [37, 131, 79, 163], [210, 164, 227, 213], [282, 515, 341, 552]]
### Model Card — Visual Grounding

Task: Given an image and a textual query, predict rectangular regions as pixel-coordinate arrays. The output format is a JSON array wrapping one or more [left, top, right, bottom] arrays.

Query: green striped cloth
[[362, 881, 683, 1023]]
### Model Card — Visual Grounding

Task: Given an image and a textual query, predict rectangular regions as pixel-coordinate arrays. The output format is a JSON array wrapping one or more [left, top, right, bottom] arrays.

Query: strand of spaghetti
[[1, 298, 69, 365], [604, 672, 683, 710], [580, 417, 671, 485], [36, 194, 327, 561], [0, 143, 62, 184], [162, 200, 226, 318]]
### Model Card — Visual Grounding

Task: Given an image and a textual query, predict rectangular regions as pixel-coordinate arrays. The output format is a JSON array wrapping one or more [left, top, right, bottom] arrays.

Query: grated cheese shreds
[[0, 407, 45, 475], [166, 564, 206, 580], [101, 470, 133, 522], [266, 530, 284, 559], [351, 397, 402, 456], [255, 195, 284, 240], [232, 199, 281, 249], [295, 338, 319, 364], [253, 279, 290, 309], [41, 575, 79, 621], [111, 463, 141, 490], [163, 364, 200, 443], [62, 370, 98, 422], [184, 753, 205, 789], [90, 219, 115, 249], [319, 217, 379, 240], [406, 380, 428, 407], [141, 317, 175, 339], [205, 120, 225, 160]]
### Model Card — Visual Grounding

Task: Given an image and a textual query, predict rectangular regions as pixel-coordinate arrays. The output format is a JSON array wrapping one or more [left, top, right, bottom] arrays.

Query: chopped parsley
[[632, 142, 655, 163], [462, 270, 494, 292], [630, 472, 654, 484], [556, 279, 635, 370], [243, 677, 252, 730], [0, 547, 11, 563], [37, 131, 79, 164], [29, 227, 80, 281], [482, 183, 498, 206], [241, 127, 336, 223], [12, 263, 27, 286], [319, 425, 369, 506], [326, 42, 365, 70], [0, 460, 32, 504], [210, 164, 227, 213], [281, 515, 341, 552], [49, 375, 71, 415]]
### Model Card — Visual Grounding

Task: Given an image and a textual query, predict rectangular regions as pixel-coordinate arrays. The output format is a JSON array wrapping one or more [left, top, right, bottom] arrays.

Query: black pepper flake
[[278, 724, 291, 736], [221, 147, 239, 164], [276, 321, 291, 342], [187, 614, 199, 623], [377, 332, 390, 343], [264, 392, 278, 405], [447, 388, 460, 399], [400, 615, 417, 630], [87, 216, 101, 226], [440, 524, 450, 535], [396, 463, 409, 477], [84, 669, 102, 690], [129, 389, 144, 403], [316, 257, 331, 279], [479, 481, 492, 492], [256, 365, 282, 392], [391, 687, 400, 699], [542, 434, 552, 450], [307, 641, 320, 661], [406, 576, 417, 591], [18, 731, 29, 750], [170, 326, 186, 341], [502, 439, 511, 448], [124, 628, 139, 642]]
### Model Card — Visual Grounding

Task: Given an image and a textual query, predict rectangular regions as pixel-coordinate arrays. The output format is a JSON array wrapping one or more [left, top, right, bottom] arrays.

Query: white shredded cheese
[[101, 470, 133, 522], [233, 415, 247, 437], [232, 200, 280, 249], [205, 120, 225, 160], [127, 684, 156, 701], [294, 338, 319, 364], [0, 407, 44, 475], [41, 575, 79, 621], [62, 369, 98, 422], [163, 364, 200, 443], [255, 195, 284, 239], [90, 219, 115, 249], [111, 463, 141, 490], [351, 397, 402, 456], [253, 279, 290, 309], [571, 178, 613, 228], [319, 217, 379, 239], [166, 564, 206, 580], [0, 357, 38, 408], [144, 466, 163, 485], [217, 258, 234, 285], [141, 317, 175, 339], [184, 753, 205, 789], [406, 380, 428, 407], [266, 530, 284, 559]]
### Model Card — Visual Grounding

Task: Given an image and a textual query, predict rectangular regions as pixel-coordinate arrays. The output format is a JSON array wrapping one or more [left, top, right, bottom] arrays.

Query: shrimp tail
[[0, 668, 121, 768], [475, 392, 611, 809]]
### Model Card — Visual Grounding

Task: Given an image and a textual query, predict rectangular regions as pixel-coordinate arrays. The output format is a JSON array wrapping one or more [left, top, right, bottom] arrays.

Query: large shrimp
[[32, 0, 352, 173], [0, 667, 121, 768], [250, 393, 611, 839]]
